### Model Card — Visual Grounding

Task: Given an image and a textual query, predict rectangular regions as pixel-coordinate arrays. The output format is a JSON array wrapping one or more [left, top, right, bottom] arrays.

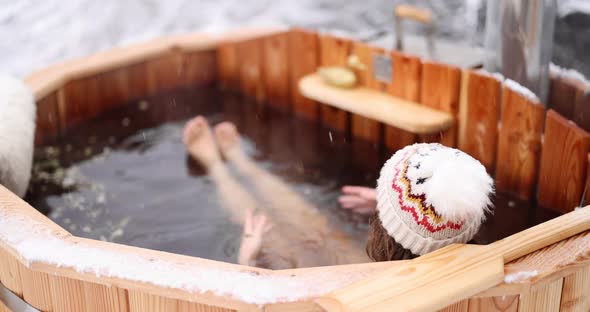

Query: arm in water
[[338, 185, 377, 215]]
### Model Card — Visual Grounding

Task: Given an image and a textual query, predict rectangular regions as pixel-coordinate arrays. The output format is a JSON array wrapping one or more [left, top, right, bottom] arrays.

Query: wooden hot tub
[[1, 26, 590, 312]]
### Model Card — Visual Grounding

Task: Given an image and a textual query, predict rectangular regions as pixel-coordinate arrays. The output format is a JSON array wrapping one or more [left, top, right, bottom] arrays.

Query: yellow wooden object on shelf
[[299, 73, 455, 134]]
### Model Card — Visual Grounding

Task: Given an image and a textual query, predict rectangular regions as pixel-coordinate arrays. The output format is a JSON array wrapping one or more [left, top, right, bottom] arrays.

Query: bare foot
[[214, 122, 242, 160], [183, 116, 222, 169]]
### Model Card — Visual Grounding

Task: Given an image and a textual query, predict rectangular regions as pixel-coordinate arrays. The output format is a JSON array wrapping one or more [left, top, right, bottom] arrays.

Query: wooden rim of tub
[[0, 26, 589, 311]]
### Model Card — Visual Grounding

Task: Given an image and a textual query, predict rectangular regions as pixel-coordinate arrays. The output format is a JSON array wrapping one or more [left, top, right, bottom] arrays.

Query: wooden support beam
[[318, 34, 352, 132], [573, 88, 590, 132], [538, 110, 590, 212], [217, 43, 239, 92], [183, 50, 218, 88], [458, 70, 502, 174], [49, 276, 86, 312], [495, 85, 544, 200], [350, 42, 382, 143], [35, 92, 61, 145], [384, 51, 422, 151], [263, 32, 290, 111], [517, 278, 563, 312], [548, 73, 585, 120], [560, 265, 590, 312], [288, 28, 320, 121], [83, 283, 129, 312], [419, 61, 462, 146], [237, 38, 265, 104]]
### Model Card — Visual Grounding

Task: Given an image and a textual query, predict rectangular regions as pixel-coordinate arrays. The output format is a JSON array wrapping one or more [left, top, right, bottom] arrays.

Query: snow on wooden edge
[[550, 62, 590, 87], [504, 79, 540, 104], [0, 210, 370, 305]]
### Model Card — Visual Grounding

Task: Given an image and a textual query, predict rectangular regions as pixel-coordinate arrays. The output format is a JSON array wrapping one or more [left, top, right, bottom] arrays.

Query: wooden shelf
[[298, 73, 454, 134]]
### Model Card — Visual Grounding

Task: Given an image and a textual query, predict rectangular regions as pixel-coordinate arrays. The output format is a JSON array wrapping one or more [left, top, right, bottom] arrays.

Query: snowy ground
[[1, 0, 589, 77]]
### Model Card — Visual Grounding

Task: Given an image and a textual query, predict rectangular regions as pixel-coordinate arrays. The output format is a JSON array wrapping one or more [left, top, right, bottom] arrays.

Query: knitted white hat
[[376, 143, 494, 256]]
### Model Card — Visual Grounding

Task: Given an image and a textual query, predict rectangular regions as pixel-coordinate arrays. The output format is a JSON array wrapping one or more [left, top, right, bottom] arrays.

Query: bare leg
[[183, 117, 297, 268], [183, 116, 255, 225], [214, 122, 369, 264]]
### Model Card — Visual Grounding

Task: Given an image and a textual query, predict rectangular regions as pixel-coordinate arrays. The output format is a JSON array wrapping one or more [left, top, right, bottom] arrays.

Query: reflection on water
[[26, 86, 560, 264]]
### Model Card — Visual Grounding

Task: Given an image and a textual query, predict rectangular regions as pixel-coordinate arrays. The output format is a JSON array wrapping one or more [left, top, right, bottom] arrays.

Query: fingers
[[341, 186, 377, 200], [338, 195, 368, 209]]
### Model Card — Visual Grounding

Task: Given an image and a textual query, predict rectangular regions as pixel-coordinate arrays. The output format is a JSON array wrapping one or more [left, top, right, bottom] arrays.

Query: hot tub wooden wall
[[0, 27, 588, 311]]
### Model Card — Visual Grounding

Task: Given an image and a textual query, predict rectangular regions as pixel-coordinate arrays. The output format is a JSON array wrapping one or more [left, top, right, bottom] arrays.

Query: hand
[[338, 186, 377, 215], [238, 210, 272, 266]]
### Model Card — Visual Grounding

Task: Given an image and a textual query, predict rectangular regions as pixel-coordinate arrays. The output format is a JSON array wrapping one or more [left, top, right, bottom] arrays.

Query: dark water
[[26, 86, 560, 264]]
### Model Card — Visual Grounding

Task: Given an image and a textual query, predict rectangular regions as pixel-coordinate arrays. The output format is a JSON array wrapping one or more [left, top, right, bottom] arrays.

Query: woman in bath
[[183, 116, 493, 267]]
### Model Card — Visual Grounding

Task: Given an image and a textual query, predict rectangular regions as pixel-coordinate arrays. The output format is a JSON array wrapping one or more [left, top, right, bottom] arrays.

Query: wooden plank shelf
[[298, 73, 454, 134]]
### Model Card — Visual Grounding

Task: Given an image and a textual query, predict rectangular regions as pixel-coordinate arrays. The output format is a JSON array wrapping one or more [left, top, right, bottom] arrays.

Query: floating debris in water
[[122, 117, 131, 127], [84, 147, 93, 157], [110, 228, 124, 240], [328, 131, 333, 142], [82, 225, 92, 233], [508, 200, 516, 208], [44, 146, 59, 157], [138, 100, 149, 111], [96, 193, 106, 204]]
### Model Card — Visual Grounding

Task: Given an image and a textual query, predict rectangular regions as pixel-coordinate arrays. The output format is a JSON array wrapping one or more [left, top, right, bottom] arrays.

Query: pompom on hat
[[376, 143, 494, 256]]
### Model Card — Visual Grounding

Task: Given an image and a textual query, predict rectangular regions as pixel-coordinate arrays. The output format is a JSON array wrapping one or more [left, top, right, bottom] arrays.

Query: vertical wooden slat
[[217, 42, 239, 92], [19, 265, 53, 311], [517, 278, 564, 312], [318, 34, 351, 132], [458, 70, 502, 173], [537, 110, 590, 212], [34, 92, 61, 145], [183, 50, 218, 88], [548, 74, 584, 120], [572, 88, 590, 132], [495, 85, 545, 199], [128, 290, 179, 312], [419, 61, 462, 146], [384, 51, 422, 151], [0, 248, 22, 297], [560, 266, 590, 312], [127, 61, 150, 100], [83, 282, 129, 312], [439, 299, 469, 312], [146, 50, 184, 93], [178, 301, 235, 312], [62, 75, 100, 129], [262, 32, 290, 110], [288, 28, 320, 120], [238, 38, 265, 104], [467, 296, 519, 312], [350, 42, 381, 143], [49, 276, 86, 312], [264, 302, 324, 312], [97, 67, 130, 111]]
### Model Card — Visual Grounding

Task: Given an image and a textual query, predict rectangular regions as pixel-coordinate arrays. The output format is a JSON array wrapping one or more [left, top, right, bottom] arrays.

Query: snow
[[550, 63, 590, 86], [504, 271, 539, 283], [504, 79, 540, 104], [475, 69, 504, 82], [0, 209, 372, 304]]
